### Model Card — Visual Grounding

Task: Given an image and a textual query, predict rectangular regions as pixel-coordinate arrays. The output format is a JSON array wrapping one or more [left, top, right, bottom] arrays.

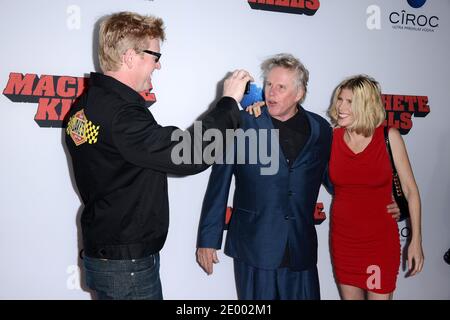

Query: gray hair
[[261, 53, 309, 103]]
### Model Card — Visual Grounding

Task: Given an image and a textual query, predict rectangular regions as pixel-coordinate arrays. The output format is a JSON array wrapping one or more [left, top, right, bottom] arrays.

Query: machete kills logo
[[2, 72, 430, 133], [381, 94, 430, 134], [248, 0, 320, 15], [2, 72, 156, 128]]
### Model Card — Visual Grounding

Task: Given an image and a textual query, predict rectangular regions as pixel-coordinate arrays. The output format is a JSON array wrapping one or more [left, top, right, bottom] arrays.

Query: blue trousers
[[83, 253, 162, 300], [233, 259, 320, 300]]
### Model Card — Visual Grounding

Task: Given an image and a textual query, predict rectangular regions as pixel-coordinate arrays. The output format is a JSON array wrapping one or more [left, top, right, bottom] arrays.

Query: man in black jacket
[[65, 11, 252, 300]]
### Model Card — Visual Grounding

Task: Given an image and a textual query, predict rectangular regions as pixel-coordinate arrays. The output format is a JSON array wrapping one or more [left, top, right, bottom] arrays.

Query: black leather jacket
[[65, 72, 240, 259]]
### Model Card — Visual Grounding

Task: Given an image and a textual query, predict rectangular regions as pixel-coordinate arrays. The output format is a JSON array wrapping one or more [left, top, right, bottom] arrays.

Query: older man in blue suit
[[196, 54, 332, 300]]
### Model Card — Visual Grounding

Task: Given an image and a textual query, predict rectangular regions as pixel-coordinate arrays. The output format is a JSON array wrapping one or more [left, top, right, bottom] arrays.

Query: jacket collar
[[89, 72, 146, 105]]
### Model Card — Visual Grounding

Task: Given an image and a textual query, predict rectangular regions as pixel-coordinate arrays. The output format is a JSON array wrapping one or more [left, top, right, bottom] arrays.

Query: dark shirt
[[270, 106, 311, 166], [271, 106, 311, 269]]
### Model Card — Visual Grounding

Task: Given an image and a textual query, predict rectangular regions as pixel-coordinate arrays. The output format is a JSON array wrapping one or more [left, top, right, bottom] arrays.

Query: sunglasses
[[142, 50, 161, 63]]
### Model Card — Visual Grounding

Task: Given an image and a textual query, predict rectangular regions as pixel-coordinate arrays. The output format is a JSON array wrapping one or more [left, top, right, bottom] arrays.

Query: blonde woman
[[327, 75, 424, 299]]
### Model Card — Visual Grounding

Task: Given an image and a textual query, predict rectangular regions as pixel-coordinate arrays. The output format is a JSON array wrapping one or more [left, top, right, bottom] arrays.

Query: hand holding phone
[[222, 70, 253, 102]]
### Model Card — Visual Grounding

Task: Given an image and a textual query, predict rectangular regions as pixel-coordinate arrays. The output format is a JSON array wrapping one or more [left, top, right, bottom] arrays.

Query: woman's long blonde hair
[[328, 75, 385, 137]]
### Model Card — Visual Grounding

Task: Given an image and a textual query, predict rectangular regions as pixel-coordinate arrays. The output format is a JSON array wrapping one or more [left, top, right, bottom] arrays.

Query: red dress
[[329, 126, 400, 294]]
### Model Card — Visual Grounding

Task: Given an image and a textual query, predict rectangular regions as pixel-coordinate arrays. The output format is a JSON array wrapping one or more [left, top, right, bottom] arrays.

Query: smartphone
[[244, 81, 251, 95]]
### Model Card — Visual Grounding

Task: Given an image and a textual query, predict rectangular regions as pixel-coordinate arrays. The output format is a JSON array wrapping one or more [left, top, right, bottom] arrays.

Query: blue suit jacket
[[197, 106, 332, 270]]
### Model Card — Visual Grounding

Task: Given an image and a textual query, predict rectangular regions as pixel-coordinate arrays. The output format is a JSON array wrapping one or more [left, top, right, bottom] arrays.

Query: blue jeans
[[83, 253, 163, 300]]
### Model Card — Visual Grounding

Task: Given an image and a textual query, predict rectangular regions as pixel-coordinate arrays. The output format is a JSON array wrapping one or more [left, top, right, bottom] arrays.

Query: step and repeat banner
[[1, 0, 449, 299]]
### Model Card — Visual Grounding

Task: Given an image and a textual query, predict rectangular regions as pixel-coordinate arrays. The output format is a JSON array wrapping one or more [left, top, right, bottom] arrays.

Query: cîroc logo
[[390, 0, 438, 32], [367, 1, 438, 32], [248, 0, 320, 16], [2, 72, 156, 128], [407, 0, 426, 9]]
